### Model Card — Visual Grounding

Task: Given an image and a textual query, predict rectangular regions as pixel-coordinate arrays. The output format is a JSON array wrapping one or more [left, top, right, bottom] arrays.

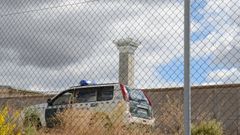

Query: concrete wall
[[0, 86, 53, 109], [0, 96, 53, 109], [144, 84, 240, 135]]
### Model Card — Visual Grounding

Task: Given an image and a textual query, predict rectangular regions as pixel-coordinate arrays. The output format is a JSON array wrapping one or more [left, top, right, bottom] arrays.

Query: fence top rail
[[143, 83, 240, 92]]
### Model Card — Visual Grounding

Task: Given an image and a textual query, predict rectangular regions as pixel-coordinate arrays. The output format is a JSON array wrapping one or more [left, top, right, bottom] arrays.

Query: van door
[[45, 90, 75, 127], [75, 86, 114, 112]]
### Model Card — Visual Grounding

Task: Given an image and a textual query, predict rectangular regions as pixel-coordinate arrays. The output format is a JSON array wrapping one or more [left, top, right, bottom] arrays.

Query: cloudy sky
[[0, 0, 239, 91]]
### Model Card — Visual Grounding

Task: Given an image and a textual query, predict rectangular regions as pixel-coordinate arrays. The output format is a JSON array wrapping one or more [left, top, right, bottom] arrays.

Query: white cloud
[[0, 0, 185, 91], [191, 0, 239, 57], [200, 0, 240, 84], [207, 68, 240, 84], [1, 0, 239, 90]]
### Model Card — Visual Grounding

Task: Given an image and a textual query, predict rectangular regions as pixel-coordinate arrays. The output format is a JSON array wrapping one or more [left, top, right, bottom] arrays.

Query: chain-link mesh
[[0, 0, 239, 134], [191, 0, 240, 134]]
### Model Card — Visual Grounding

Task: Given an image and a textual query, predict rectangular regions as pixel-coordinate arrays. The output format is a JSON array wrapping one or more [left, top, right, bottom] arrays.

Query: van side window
[[75, 86, 114, 103], [76, 89, 97, 103], [97, 87, 114, 101]]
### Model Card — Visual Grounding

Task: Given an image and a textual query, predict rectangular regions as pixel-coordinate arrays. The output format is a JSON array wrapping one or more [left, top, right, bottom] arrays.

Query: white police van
[[22, 80, 155, 128]]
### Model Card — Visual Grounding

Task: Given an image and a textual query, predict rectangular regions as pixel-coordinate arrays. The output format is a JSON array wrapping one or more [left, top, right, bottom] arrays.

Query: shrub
[[23, 125, 37, 135], [40, 101, 154, 135], [0, 106, 21, 135], [157, 96, 184, 135], [22, 108, 41, 135], [23, 108, 41, 128], [191, 120, 223, 135]]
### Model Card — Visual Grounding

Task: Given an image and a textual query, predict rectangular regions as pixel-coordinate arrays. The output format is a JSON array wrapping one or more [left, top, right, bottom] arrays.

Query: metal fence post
[[184, 0, 191, 135]]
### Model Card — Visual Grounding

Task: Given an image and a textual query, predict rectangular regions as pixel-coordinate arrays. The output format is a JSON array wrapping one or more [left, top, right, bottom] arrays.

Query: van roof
[[69, 83, 119, 89], [50, 83, 120, 100]]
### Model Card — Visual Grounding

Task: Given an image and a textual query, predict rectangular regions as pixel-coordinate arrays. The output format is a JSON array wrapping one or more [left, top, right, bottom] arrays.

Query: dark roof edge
[[143, 83, 240, 92]]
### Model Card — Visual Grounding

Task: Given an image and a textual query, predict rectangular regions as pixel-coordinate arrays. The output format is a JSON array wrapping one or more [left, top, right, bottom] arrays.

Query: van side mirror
[[47, 98, 52, 105]]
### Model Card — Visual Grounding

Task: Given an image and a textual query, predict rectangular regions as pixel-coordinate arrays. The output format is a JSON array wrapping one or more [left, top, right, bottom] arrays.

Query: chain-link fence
[[0, 0, 239, 134]]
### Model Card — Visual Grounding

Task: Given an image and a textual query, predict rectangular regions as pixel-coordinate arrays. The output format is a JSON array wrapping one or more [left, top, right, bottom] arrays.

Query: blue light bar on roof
[[79, 80, 96, 86]]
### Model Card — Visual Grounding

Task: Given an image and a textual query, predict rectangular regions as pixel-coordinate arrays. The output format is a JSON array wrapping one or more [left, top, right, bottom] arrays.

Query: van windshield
[[125, 87, 152, 119]]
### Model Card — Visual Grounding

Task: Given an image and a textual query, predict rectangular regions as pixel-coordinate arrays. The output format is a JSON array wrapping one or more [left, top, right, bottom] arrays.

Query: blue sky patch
[[191, 0, 207, 22], [192, 23, 215, 42], [157, 55, 213, 84]]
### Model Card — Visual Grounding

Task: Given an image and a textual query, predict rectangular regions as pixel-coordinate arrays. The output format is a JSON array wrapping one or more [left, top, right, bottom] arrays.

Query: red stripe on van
[[120, 84, 129, 101]]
